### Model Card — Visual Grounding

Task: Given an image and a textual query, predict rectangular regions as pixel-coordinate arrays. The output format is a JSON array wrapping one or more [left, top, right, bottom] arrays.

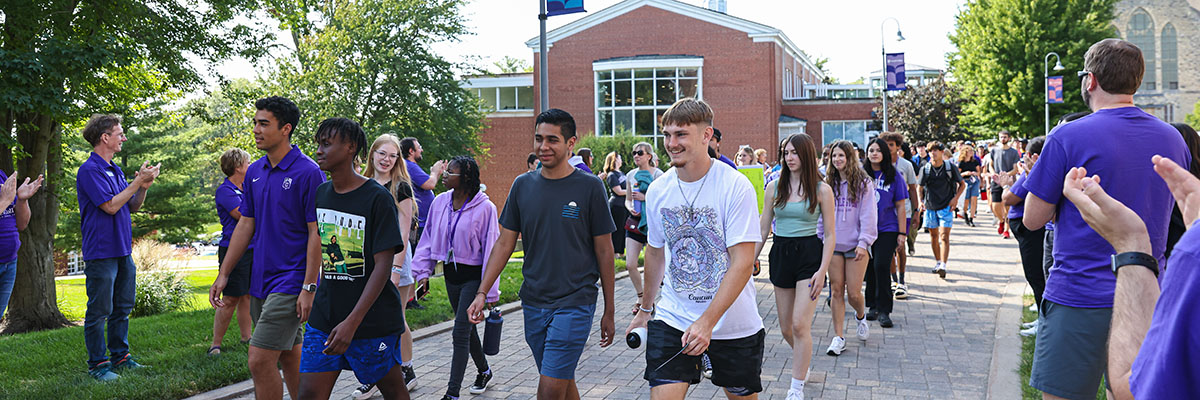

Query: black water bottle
[[483, 308, 503, 355]]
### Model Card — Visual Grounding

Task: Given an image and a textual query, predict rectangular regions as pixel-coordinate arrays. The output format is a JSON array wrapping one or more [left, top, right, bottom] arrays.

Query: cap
[[712, 128, 723, 142]]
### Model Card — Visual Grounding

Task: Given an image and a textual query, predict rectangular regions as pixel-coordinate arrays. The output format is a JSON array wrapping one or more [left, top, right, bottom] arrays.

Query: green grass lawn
[[1019, 295, 1107, 400], [19, 258, 635, 399]]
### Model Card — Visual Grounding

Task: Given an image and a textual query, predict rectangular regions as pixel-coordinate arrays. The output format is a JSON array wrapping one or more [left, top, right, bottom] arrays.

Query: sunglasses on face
[[632, 150, 646, 156]]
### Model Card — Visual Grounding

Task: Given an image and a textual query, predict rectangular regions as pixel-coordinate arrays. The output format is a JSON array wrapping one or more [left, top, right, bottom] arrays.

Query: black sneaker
[[469, 370, 493, 394], [879, 313, 894, 328], [406, 299, 425, 310], [352, 383, 379, 399], [440, 396, 458, 400], [865, 308, 878, 321], [403, 365, 417, 391]]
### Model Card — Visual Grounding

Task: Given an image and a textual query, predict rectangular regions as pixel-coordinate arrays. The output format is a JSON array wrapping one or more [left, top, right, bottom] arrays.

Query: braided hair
[[449, 155, 481, 199]]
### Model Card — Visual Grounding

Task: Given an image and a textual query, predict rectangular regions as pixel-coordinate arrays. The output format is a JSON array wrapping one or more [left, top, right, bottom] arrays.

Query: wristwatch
[[1111, 252, 1158, 278], [302, 283, 318, 293]]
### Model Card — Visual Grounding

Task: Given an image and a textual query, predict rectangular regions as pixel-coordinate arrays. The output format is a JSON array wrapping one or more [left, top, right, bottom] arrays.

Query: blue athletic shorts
[[523, 303, 595, 380], [924, 207, 954, 229], [299, 324, 403, 385]]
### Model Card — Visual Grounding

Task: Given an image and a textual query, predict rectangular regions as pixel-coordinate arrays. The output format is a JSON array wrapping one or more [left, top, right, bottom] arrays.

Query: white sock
[[402, 360, 413, 367], [791, 378, 805, 392]]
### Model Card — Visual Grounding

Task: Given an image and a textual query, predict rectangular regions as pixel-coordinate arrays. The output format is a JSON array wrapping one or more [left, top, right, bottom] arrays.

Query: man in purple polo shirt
[[1060, 155, 1200, 399], [1021, 39, 1189, 400], [209, 96, 325, 400], [76, 114, 161, 381]]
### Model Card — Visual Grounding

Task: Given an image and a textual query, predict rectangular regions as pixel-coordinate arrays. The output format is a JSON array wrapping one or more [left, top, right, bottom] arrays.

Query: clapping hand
[[16, 175, 44, 200], [137, 162, 161, 189], [0, 176, 16, 206]]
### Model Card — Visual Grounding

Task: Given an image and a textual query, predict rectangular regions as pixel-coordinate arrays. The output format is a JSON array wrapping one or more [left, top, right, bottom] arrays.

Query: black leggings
[[1010, 218, 1046, 307], [445, 264, 488, 397], [609, 200, 627, 254], [866, 232, 900, 314]]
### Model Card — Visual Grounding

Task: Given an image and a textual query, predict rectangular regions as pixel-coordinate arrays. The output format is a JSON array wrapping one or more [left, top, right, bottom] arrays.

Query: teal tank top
[[774, 199, 819, 237]]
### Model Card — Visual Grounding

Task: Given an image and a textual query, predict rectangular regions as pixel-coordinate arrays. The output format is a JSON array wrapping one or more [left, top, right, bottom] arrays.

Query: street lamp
[[1044, 52, 1065, 135], [881, 18, 905, 132]]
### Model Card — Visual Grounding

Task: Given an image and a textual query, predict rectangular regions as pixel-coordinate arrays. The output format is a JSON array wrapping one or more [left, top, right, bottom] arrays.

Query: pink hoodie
[[412, 189, 501, 302], [818, 178, 878, 252]]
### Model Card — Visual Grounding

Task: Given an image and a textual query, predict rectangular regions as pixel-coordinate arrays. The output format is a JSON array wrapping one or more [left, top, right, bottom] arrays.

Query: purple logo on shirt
[[283, 177, 293, 190]]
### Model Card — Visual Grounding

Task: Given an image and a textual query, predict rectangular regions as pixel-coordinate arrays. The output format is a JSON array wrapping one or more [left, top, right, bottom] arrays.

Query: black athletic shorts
[[769, 235, 823, 288], [990, 185, 1005, 202], [644, 320, 764, 393], [626, 229, 647, 244], [217, 246, 253, 297]]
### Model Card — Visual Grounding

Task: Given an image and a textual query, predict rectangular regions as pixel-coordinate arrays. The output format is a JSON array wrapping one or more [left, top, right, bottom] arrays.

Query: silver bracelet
[[637, 304, 655, 314]]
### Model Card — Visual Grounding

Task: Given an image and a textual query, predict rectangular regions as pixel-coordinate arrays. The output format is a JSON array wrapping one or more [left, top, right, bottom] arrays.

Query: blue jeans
[[0, 259, 15, 318], [84, 255, 137, 366]]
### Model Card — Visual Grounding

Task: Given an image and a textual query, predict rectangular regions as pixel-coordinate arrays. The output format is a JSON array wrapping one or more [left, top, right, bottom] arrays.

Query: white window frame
[[821, 120, 873, 147], [593, 58, 704, 139]]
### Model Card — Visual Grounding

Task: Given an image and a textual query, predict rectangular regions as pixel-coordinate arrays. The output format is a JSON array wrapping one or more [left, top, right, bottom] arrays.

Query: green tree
[[948, 0, 1116, 138], [877, 75, 972, 144], [1187, 101, 1200, 128], [493, 56, 532, 74], [272, 0, 488, 163], [0, 1, 269, 333]]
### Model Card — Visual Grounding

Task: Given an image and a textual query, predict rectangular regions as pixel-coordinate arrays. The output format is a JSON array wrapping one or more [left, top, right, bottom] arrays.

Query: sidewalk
[[195, 211, 1025, 400]]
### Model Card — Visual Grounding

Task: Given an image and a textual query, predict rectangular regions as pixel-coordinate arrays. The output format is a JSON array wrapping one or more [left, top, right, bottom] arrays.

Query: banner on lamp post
[[885, 53, 906, 91], [1047, 76, 1064, 104], [547, 0, 586, 16]]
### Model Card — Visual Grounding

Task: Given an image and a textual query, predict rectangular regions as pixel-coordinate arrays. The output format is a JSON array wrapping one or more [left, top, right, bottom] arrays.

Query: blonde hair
[[660, 98, 714, 128], [755, 148, 767, 164], [219, 148, 251, 177], [365, 134, 417, 212], [956, 143, 975, 163]]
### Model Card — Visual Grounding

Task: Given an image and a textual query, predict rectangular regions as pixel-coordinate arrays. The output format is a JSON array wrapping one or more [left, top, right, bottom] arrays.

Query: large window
[[471, 86, 534, 112], [595, 67, 701, 136], [1128, 10, 1156, 91], [1163, 23, 1178, 90], [822, 120, 872, 148]]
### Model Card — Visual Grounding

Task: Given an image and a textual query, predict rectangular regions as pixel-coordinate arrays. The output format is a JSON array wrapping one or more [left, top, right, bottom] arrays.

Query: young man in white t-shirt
[[625, 98, 765, 399]]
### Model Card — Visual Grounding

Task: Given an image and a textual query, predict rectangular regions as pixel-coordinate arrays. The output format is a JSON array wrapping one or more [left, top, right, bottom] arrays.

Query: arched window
[[1163, 23, 1178, 90], [1128, 10, 1156, 90]]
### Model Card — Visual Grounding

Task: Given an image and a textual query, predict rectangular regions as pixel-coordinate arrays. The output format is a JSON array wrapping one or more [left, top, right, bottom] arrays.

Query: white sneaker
[[1020, 325, 1038, 337], [894, 284, 909, 299], [935, 263, 947, 279], [1021, 320, 1038, 329], [856, 315, 869, 341], [787, 388, 805, 400], [1029, 303, 1039, 312], [932, 261, 943, 273], [826, 336, 846, 356]]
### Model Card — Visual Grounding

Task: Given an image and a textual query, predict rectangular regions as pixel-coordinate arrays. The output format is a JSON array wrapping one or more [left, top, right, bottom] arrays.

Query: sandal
[[207, 346, 222, 356], [631, 292, 644, 315], [753, 260, 761, 276], [240, 338, 251, 344]]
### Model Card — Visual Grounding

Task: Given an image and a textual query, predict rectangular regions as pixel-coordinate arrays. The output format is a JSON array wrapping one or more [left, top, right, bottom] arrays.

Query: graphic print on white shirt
[[661, 205, 726, 299]]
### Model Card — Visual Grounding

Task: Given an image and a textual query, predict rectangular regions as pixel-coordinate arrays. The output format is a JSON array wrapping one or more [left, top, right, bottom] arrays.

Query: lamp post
[[1044, 52, 1065, 135], [538, 0, 549, 112], [881, 18, 905, 132]]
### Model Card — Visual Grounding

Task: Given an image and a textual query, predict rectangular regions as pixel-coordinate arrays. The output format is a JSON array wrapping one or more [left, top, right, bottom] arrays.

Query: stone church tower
[[1114, 0, 1200, 123]]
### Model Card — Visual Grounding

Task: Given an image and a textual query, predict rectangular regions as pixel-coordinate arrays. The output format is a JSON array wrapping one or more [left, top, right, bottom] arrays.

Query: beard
[[1081, 88, 1093, 110]]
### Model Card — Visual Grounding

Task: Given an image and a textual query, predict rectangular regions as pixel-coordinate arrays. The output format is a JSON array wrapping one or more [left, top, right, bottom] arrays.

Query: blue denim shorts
[[523, 303, 596, 380], [300, 325, 403, 385], [965, 177, 981, 198], [924, 207, 954, 228]]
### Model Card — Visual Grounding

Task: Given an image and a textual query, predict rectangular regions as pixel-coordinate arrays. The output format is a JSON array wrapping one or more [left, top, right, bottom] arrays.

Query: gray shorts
[[1042, 229, 1055, 280], [250, 293, 305, 351], [1029, 299, 1112, 399], [834, 248, 869, 259], [391, 246, 415, 287]]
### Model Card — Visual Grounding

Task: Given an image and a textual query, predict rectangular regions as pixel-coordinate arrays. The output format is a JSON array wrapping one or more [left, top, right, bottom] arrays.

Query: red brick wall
[[478, 114, 535, 211], [532, 5, 781, 165], [781, 99, 879, 144]]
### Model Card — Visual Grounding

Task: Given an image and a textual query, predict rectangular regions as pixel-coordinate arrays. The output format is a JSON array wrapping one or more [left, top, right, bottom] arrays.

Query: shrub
[[131, 239, 191, 317], [575, 130, 670, 174]]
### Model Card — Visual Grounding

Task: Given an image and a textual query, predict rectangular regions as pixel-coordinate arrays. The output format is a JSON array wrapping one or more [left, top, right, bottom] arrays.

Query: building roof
[[525, 0, 822, 81], [594, 54, 703, 63], [779, 115, 807, 123]]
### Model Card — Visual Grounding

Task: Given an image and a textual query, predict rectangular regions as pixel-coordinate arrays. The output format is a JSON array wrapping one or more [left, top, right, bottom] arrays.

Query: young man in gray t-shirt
[[469, 109, 616, 399]]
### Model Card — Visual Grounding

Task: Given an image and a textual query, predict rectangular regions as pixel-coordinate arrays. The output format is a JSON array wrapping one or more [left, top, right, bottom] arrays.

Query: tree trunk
[[1, 113, 69, 334], [1, 109, 13, 175]]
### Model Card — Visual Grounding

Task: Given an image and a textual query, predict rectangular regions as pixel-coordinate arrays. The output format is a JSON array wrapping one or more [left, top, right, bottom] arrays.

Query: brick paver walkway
[[222, 212, 1023, 399]]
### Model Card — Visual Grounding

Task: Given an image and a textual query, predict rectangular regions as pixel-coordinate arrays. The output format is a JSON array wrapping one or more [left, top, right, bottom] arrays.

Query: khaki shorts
[[250, 293, 305, 351]]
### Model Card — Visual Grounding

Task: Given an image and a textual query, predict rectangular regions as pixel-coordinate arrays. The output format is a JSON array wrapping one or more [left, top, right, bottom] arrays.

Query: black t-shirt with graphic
[[311, 179, 407, 339], [919, 161, 964, 210]]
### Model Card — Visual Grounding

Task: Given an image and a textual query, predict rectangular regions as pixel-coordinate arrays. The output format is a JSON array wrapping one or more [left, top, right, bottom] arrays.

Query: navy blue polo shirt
[[242, 145, 325, 298], [76, 152, 134, 261]]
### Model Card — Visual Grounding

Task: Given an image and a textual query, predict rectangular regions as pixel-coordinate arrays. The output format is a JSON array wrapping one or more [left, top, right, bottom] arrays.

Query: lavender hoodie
[[818, 178, 878, 252], [412, 189, 501, 302]]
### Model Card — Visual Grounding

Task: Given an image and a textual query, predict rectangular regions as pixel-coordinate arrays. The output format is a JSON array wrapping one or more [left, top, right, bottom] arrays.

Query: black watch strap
[[1112, 252, 1159, 278]]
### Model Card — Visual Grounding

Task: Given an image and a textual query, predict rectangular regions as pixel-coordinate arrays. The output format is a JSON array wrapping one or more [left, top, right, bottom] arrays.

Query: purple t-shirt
[[241, 145, 325, 298], [1007, 173, 1029, 219], [214, 178, 253, 249], [872, 170, 909, 233], [717, 154, 737, 169], [76, 152, 134, 261], [0, 171, 18, 263], [1130, 220, 1200, 398], [405, 160, 434, 228], [1024, 107, 1188, 308]]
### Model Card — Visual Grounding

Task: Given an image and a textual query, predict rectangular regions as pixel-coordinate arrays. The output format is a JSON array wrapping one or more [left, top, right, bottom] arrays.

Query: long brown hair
[[774, 133, 820, 214], [825, 140, 871, 203]]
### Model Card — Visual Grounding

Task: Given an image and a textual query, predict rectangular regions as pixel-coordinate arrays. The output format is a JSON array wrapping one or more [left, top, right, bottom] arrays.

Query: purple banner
[[1047, 76, 1064, 104], [886, 52, 906, 91], [547, 0, 586, 17]]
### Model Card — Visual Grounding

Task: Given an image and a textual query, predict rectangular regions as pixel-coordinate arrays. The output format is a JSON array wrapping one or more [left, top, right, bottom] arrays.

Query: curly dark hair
[[449, 155, 481, 199]]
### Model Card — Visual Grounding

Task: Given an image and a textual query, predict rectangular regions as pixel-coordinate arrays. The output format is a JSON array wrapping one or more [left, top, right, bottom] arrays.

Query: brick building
[[1114, 0, 1200, 123], [467, 0, 878, 208]]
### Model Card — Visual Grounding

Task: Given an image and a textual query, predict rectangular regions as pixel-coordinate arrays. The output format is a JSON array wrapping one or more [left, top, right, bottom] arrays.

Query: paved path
[[214, 211, 1024, 399]]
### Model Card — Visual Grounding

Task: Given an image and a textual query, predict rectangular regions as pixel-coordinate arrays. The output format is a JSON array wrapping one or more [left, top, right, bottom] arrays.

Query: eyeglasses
[[374, 150, 399, 160], [1077, 70, 1092, 81], [444, 172, 462, 177], [632, 150, 646, 156]]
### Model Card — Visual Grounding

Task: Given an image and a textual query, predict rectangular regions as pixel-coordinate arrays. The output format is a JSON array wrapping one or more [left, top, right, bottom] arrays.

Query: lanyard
[[445, 201, 466, 266]]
